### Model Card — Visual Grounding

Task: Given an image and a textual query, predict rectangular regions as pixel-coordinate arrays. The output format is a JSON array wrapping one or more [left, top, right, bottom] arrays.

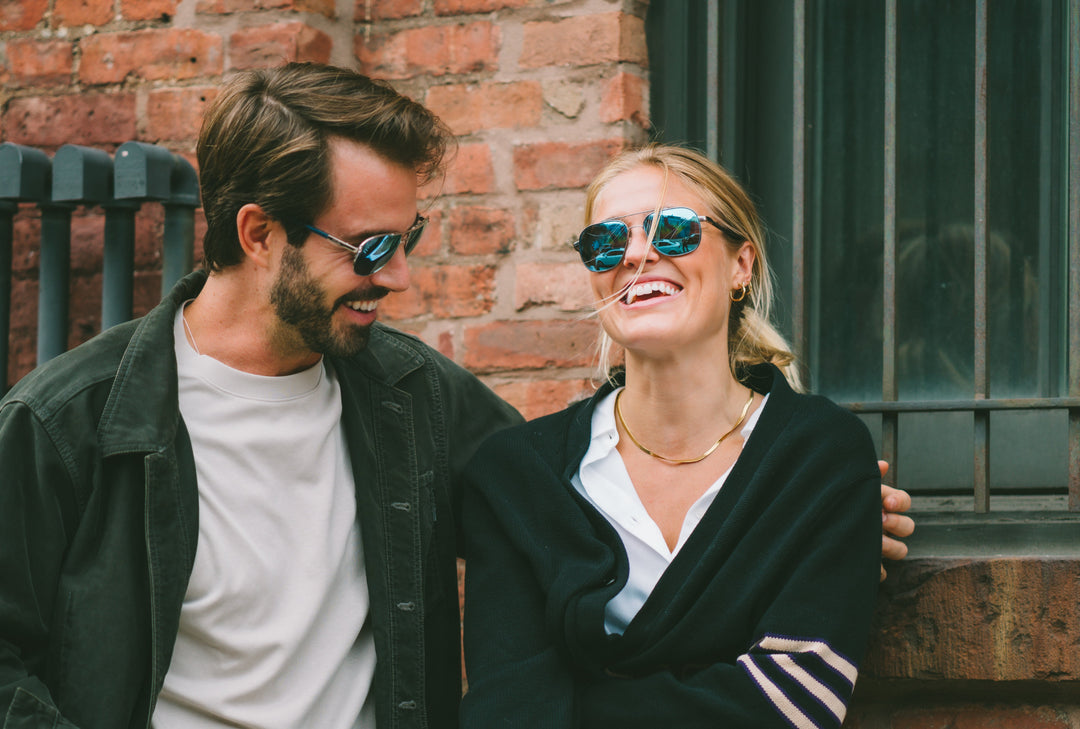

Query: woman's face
[[588, 165, 754, 359]]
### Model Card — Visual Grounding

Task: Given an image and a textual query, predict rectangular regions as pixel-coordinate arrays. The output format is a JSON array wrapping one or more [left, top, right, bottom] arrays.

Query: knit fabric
[[461, 364, 881, 728]]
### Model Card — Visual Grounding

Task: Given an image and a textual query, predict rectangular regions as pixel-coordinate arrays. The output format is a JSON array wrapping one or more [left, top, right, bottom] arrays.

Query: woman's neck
[[618, 344, 752, 456]]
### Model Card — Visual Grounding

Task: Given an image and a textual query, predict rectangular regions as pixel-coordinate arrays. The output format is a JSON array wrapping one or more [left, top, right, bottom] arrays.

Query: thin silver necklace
[[181, 300, 201, 355]]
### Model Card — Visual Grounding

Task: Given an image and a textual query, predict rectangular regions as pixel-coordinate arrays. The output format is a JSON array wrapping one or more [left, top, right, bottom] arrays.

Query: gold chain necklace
[[614, 387, 755, 466]]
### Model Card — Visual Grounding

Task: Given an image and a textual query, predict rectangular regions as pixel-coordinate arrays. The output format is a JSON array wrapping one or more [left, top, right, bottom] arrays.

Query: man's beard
[[269, 244, 375, 358]]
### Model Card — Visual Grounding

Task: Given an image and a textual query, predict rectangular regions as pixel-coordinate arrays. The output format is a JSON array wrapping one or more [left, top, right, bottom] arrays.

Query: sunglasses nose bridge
[[621, 220, 660, 267]]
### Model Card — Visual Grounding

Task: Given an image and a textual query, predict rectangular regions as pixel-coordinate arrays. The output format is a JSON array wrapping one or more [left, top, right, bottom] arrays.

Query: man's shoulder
[[2, 320, 140, 419]]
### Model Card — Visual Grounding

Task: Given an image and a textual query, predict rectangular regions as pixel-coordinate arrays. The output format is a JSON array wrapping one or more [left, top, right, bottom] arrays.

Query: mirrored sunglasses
[[301, 214, 427, 276], [573, 206, 736, 272]]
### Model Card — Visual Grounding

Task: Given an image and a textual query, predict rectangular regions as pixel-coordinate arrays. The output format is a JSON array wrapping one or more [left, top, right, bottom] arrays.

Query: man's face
[[268, 137, 418, 360]]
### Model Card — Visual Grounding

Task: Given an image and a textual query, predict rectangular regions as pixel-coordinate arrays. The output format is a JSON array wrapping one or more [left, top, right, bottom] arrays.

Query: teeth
[[625, 281, 679, 304], [346, 300, 378, 312]]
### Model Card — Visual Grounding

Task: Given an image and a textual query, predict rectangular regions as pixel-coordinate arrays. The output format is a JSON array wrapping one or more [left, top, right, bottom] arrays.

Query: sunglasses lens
[[576, 221, 628, 272], [648, 208, 701, 257], [353, 234, 401, 276]]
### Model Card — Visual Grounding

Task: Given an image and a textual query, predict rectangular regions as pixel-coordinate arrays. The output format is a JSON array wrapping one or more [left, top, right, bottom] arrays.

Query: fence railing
[[0, 141, 199, 393]]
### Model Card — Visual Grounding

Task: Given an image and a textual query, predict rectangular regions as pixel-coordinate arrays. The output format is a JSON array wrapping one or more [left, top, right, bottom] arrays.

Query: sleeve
[[435, 359, 522, 555], [576, 471, 882, 729], [459, 456, 576, 729], [0, 401, 82, 728]]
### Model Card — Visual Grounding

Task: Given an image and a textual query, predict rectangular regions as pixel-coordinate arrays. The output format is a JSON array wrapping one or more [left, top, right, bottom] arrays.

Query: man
[[0, 63, 520, 729], [0, 62, 912, 728]]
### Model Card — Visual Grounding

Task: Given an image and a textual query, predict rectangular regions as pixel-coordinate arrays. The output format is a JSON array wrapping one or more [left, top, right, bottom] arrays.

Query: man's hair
[[196, 62, 452, 271]]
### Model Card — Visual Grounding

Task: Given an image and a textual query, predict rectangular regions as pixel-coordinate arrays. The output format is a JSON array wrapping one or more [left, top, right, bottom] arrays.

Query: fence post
[[114, 142, 198, 295], [0, 143, 72, 366], [52, 145, 143, 331]]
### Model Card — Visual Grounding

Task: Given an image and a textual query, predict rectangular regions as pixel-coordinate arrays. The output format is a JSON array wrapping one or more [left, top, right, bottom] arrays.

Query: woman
[[460, 146, 884, 727]]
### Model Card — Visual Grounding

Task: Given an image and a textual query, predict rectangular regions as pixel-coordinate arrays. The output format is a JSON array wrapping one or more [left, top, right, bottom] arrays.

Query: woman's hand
[[878, 461, 914, 581]]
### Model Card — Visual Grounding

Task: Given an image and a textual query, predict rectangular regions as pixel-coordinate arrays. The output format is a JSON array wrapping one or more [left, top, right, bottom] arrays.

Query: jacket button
[[398, 700, 417, 710], [390, 501, 411, 512], [396, 601, 415, 611]]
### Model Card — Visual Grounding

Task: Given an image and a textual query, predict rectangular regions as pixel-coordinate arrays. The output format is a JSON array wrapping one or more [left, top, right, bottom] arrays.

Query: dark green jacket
[[0, 271, 521, 729]]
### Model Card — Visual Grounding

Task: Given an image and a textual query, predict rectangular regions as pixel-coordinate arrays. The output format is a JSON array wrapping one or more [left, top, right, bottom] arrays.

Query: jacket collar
[[98, 271, 207, 457], [98, 270, 426, 456]]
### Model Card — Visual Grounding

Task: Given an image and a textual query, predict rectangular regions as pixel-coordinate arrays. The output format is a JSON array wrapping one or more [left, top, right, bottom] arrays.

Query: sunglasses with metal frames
[[300, 214, 428, 276], [573, 206, 738, 273]]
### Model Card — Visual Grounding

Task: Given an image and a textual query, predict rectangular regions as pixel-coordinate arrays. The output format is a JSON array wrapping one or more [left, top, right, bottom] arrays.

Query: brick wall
[[4, 1, 1079, 726], [0, 0, 647, 410]]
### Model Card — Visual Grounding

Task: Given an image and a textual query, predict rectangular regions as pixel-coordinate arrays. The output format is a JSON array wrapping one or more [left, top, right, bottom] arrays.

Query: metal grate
[[0, 141, 199, 393]]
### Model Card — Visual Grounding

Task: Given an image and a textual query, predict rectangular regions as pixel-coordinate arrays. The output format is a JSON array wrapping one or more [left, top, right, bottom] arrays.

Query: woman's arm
[[576, 472, 882, 728], [460, 477, 576, 729]]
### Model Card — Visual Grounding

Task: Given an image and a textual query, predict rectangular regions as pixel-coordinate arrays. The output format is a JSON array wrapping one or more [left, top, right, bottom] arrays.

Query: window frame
[[645, 0, 1080, 556]]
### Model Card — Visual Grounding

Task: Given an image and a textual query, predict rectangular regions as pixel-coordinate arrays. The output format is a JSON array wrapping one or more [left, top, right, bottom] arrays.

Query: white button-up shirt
[[571, 388, 768, 635]]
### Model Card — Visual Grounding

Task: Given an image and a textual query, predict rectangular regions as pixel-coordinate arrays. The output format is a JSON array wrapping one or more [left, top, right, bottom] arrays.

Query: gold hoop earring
[[730, 282, 750, 303]]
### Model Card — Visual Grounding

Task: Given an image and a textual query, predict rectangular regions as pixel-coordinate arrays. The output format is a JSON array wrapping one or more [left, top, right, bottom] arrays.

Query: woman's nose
[[621, 223, 660, 268]]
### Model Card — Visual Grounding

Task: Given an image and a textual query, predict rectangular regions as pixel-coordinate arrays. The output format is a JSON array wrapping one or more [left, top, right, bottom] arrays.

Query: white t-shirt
[[152, 308, 376, 729], [572, 387, 768, 635]]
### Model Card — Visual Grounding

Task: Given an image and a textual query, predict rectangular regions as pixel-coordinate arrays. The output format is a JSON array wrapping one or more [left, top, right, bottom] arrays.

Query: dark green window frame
[[647, 0, 1080, 555]]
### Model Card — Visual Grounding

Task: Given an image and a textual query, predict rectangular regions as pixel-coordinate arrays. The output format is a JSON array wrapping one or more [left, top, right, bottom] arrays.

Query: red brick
[[600, 71, 648, 127], [426, 81, 542, 136], [134, 200, 166, 270], [229, 22, 331, 70], [80, 29, 224, 84], [355, 0, 422, 21], [492, 378, 595, 421], [463, 319, 598, 372], [69, 209, 106, 274], [520, 13, 647, 69], [0, 0, 47, 31], [134, 270, 166, 318], [513, 139, 625, 191], [439, 143, 495, 196], [447, 206, 515, 255], [54, 0, 112, 27], [120, 0, 180, 21], [4, 39, 74, 86], [4, 93, 137, 147], [514, 262, 592, 312], [380, 264, 495, 321], [198, 0, 334, 14], [68, 273, 104, 348], [7, 277, 38, 387], [434, 0, 527, 14], [356, 21, 499, 79], [146, 87, 219, 142], [865, 558, 1080, 681]]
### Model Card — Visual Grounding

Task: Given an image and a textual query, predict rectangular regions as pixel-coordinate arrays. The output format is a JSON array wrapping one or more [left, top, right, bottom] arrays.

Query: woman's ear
[[235, 203, 280, 269], [732, 240, 756, 285]]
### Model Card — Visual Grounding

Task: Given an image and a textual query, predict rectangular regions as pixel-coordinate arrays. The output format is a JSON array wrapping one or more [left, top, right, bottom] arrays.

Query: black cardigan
[[460, 364, 881, 728]]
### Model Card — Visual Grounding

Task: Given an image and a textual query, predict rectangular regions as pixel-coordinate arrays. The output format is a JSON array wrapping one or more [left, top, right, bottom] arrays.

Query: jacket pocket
[[3, 687, 79, 729]]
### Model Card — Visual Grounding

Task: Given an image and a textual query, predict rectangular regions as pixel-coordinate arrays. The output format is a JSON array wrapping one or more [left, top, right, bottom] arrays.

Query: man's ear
[[236, 203, 279, 269]]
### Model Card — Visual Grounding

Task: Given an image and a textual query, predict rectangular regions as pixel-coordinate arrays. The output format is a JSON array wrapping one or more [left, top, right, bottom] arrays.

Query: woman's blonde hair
[[583, 144, 803, 391]]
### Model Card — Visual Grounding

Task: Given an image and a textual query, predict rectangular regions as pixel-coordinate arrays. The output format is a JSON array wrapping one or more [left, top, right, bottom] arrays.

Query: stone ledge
[[864, 557, 1080, 682]]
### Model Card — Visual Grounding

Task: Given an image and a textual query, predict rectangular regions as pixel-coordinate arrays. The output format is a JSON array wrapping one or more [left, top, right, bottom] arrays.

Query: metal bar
[[162, 205, 195, 291], [792, 0, 808, 371], [720, 0, 742, 172], [0, 203, 13, 394], [1069, 0, 1080, 509], [705, 0, 721, 162], [842, 396, 1080, 413], [883, 0, 900, 481], [972, 0, 990, 512], [102, 207, 136, 329], [1071, 409, 1079, 511], [37, 205, 72, 364]]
